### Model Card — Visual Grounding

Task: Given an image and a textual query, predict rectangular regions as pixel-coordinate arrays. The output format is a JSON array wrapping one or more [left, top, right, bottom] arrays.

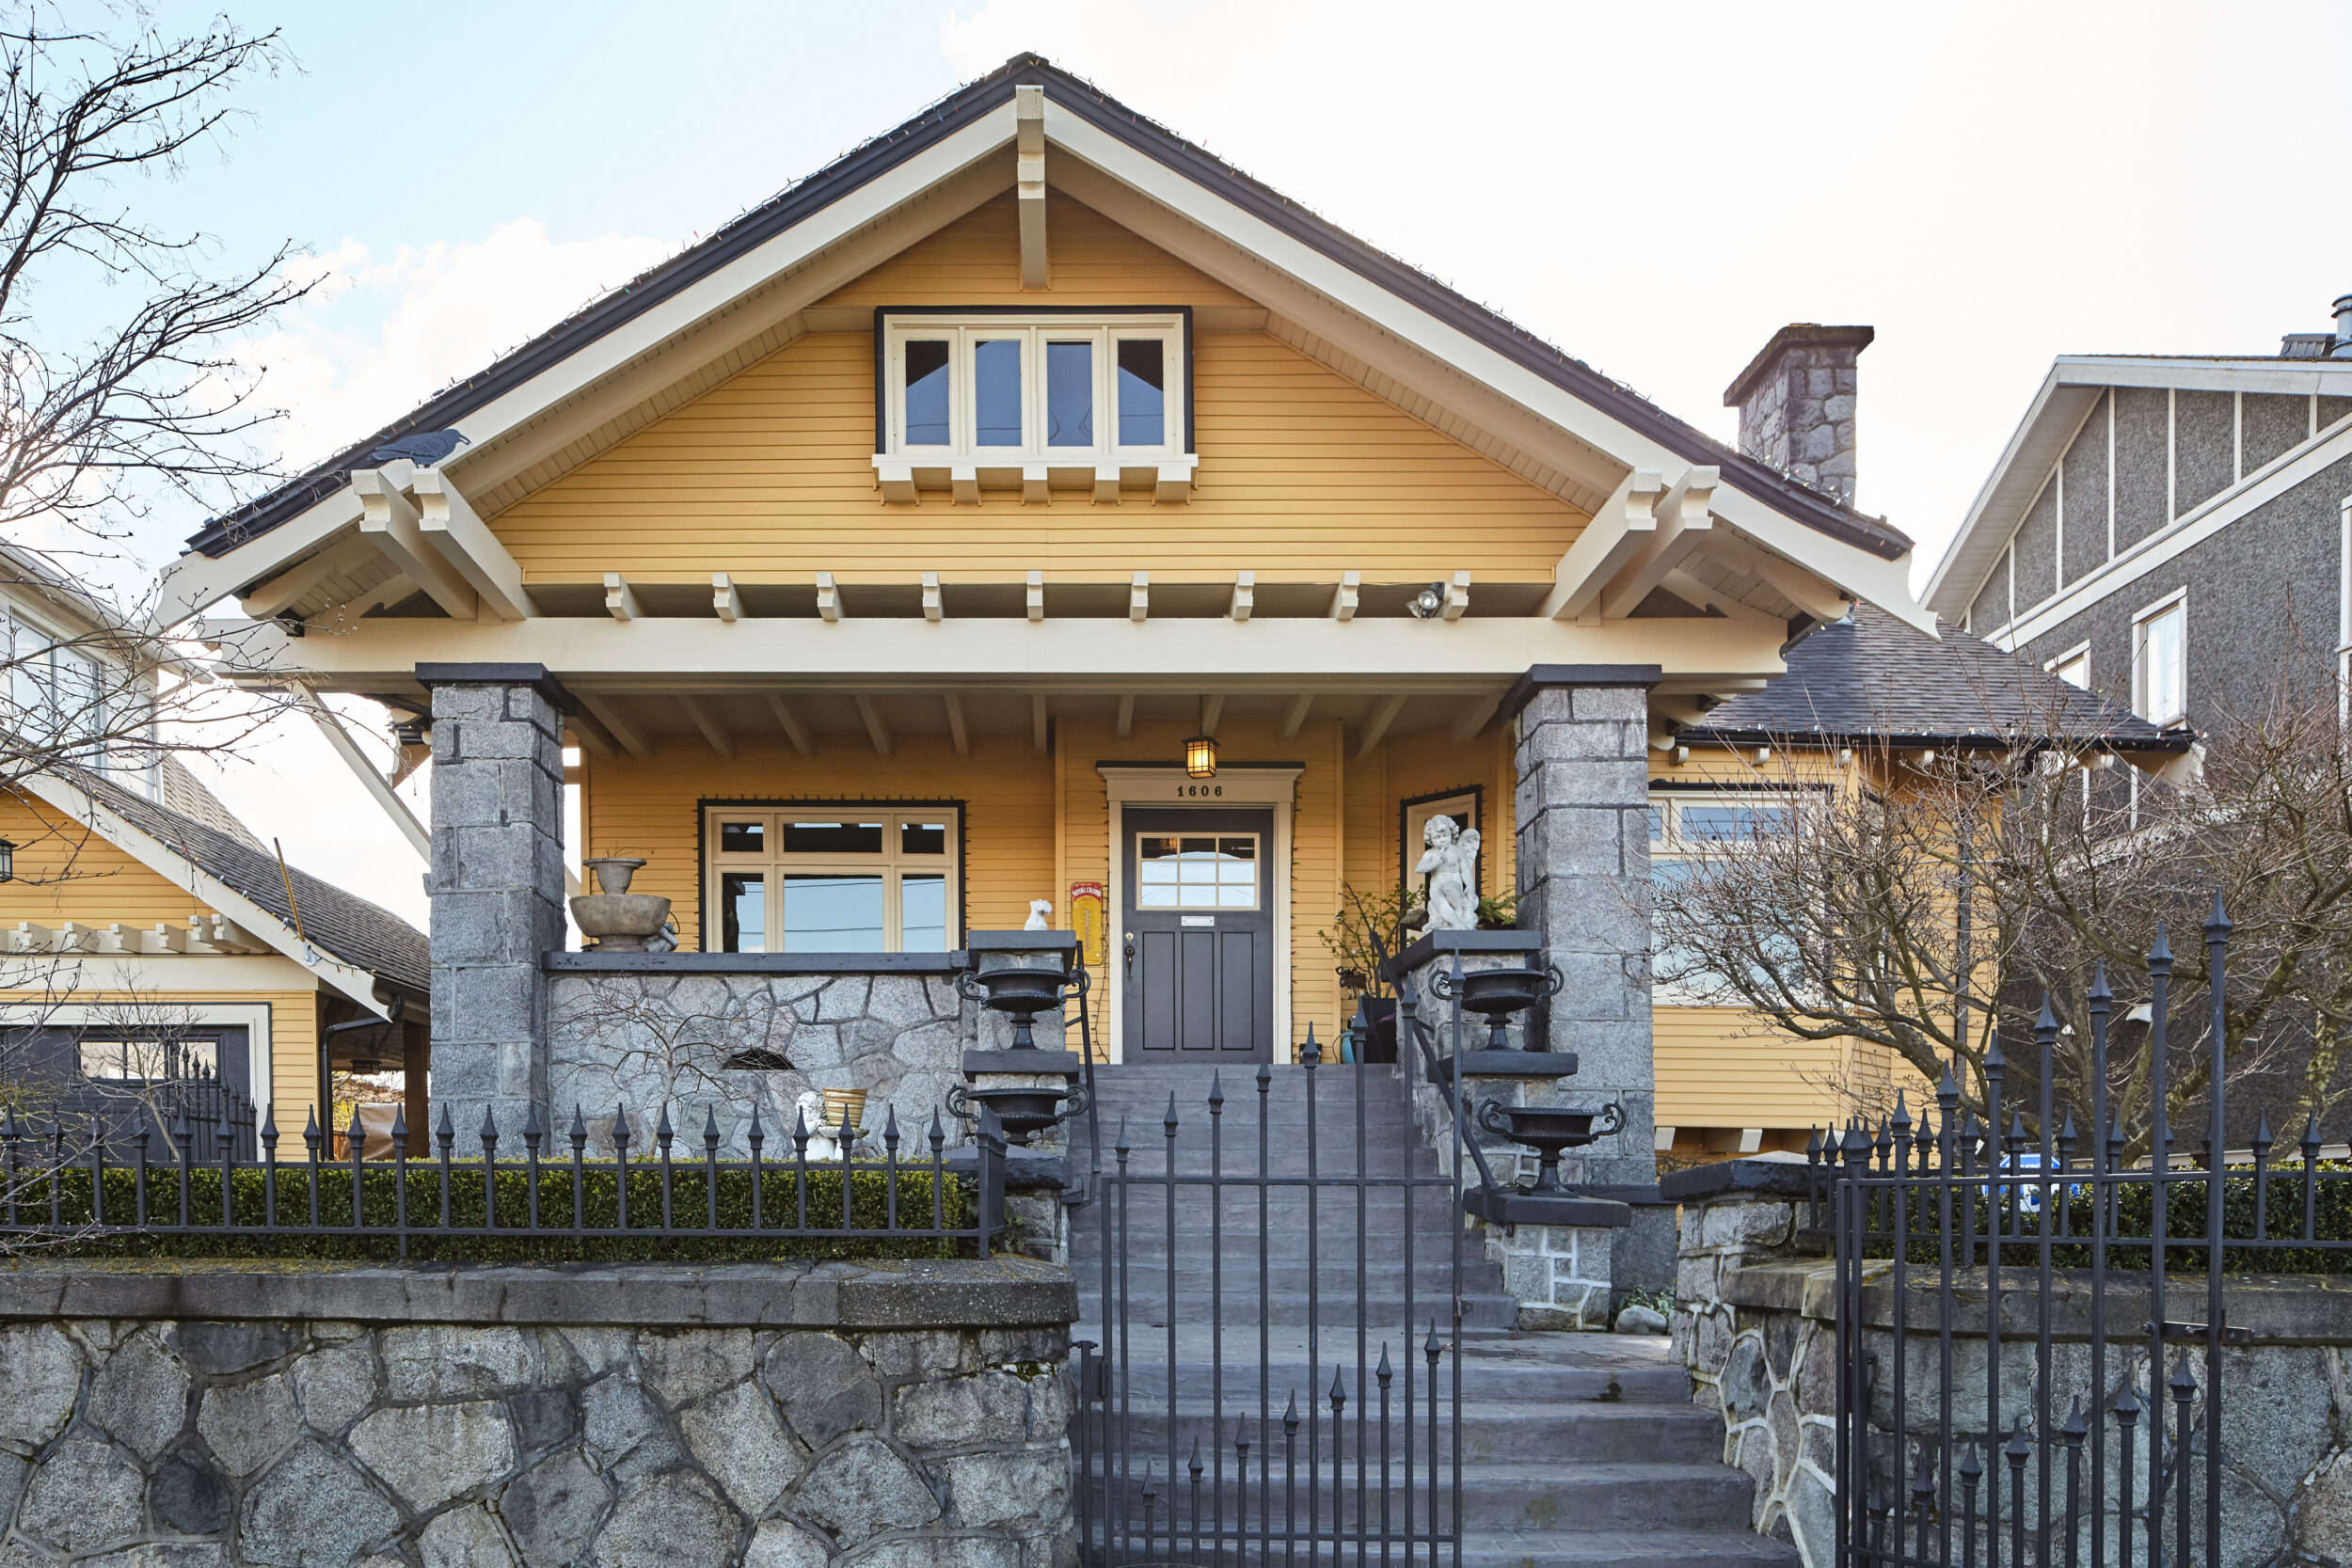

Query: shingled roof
[[66, 766, 429, 996], [182, 54, 1909, 568], [1677, 602, 2186, 752]]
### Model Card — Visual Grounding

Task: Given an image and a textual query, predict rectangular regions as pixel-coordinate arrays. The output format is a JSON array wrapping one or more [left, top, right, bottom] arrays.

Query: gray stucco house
[[1924, 295, 2352, 730]]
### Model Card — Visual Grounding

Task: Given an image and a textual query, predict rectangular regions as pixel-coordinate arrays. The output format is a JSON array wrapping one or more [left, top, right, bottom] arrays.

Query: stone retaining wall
[[1664, 1159, 2352, 1567], [0, 1259, 1078, 1568]]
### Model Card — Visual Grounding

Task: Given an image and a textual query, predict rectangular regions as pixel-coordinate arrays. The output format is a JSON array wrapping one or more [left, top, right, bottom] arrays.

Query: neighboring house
[[1923, 294, 2352, 728], [1647, 598, 2186, 1161], [154, 55, 1934, 1176], [0, 551, 427, 1139]]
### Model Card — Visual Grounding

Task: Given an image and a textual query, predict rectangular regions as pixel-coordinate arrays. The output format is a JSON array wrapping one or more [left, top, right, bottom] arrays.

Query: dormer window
[[873, 309, 1196, 502]]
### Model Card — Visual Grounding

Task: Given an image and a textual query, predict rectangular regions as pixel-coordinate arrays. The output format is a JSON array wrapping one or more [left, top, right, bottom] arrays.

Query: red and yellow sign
[[1070, 881, 1106, 968]]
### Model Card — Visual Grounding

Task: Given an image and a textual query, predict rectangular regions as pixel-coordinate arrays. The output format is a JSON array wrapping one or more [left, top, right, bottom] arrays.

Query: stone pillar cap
[[415, 661, 574, 711], [1722, 325, 1876, 407]]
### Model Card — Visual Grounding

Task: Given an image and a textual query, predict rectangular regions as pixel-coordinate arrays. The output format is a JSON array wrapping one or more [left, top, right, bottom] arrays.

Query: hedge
[[0, 1160, 975, 1262], [1863, 1166, 2352, 1276]]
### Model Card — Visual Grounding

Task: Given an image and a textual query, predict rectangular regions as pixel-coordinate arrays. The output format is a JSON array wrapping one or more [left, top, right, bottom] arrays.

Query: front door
[[1121, 808, 1275, 1061]]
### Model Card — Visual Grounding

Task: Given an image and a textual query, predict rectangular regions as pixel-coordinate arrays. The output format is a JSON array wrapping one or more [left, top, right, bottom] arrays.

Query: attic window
[[873, 310, 1196, 501]]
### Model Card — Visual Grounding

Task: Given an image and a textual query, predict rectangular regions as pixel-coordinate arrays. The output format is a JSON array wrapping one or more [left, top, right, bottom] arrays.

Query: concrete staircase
[[1065, 1062, 1794, 1567]]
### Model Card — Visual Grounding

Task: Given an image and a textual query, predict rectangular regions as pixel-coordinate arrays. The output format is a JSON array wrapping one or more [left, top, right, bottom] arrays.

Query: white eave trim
[[17, 770, 399, 1017]]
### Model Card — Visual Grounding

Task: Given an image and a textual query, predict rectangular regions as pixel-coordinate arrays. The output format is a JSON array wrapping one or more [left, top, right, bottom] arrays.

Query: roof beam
[[1016, 85, 1048, 290], [295, 686, 429, 863], [1709, 529, 1852, 623], [603, 573, 643, 622], [1601, 467, 1718, 619], [944, 692, 969, 756], [242, 531, 372, 619], [712, 572, 741, 622], [817, 572, 842, 624], [1442, 570, 1470, 622], [577, 692, 650, 756], [1447, 694, 1502, 745], [1032, 693, 1049, 756], [411, 467, 536, 620], [1329, 570, 1359, 622], [1229, 571, 1253, 624], [353, 466, 477, 620], [854, 693, 892, 756], [922, 571, 944, 623], [566, 709, 616, 756], [1355, 693, 1407, 757], [677, 695, 734, 756], [1199, 694, 1224, 737], [1660, 568, 1785, 633], [1116, 693, 1135, 739], [1280, 692, 1314, 742], [765, 693, 814, 756], [1026, 570, 1044, 623], [1543, 469, 1664, 623], [1129, 571, 1149, 623]]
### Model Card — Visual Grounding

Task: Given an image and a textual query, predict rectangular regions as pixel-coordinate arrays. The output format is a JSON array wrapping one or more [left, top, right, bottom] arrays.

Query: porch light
[[1184, 734, 1217, 779], [1407, 581, 1445, 620], [0, 838, 13, 881]]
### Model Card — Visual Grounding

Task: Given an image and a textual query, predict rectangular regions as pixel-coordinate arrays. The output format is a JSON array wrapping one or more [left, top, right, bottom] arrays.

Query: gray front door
[[1121, 808, 1275, 1061]]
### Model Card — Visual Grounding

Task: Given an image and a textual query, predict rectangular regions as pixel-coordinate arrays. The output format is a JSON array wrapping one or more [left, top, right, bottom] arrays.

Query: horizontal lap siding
[[1654, 1006, 1880, 1131], [0, 791, 225, 927], [491, 198, 1583, 582], [581, 735, 1054, 953]]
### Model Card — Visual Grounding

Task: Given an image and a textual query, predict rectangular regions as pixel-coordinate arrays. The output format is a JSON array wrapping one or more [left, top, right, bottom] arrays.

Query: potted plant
[[1322, 883, 1521, 1064]]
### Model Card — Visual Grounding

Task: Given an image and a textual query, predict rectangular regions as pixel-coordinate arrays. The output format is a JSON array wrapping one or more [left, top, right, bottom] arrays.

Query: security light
[[1406, 582, 1446, 620]]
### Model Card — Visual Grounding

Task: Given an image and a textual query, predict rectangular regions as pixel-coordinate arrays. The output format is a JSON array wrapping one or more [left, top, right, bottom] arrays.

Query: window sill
[[872, 453, 1197, 505]]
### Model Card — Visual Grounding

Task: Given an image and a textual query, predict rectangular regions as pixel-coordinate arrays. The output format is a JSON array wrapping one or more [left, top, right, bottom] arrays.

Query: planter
[[958, 961, 1084, 1050], [570, 892, 672, 953], [580, 856, 648, 895], [1430, 963, 1563, 1051], [1476, 1099, 1625, 1194]]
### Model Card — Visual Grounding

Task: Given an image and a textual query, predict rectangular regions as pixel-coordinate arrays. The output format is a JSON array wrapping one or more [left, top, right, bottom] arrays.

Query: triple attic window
[[880, 313, 1186, 462]]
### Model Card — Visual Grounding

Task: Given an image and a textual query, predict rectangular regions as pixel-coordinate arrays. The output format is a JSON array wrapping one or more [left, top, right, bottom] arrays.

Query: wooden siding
[[488, 195, 1584, 584], [580, 733, 1055, 953], [1654, 1006, 1883, 1132]]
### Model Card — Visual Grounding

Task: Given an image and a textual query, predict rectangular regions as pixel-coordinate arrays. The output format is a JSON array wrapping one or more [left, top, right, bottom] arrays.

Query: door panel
[[1123, 807, 1274, 1061]]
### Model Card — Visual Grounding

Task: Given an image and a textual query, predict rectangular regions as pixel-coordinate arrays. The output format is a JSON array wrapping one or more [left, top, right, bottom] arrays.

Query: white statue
[[792, 1090, 843, 1161], [1025, 898, 1053, 931], [1414, 816, 1482, 932]]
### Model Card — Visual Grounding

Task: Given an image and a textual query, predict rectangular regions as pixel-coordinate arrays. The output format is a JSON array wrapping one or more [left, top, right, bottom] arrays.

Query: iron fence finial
[[2150, 920, 2173, 971], [703, 1107, 721, 1153], [2205, 889, 2232, 937]]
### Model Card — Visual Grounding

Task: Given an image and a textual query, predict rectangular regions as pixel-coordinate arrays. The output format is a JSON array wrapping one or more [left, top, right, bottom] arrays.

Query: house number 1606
[[1176, 784, 1223, 797]]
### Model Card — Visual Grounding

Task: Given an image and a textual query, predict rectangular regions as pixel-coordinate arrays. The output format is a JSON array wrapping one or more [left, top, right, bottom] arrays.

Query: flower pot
[[569, 892, 672, 952], [580, 856, 647, 895]]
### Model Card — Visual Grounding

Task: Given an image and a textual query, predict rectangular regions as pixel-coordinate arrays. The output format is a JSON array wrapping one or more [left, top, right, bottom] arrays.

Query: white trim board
[[1098, 765, 1300, 1065], [1989, 416, 2352, 652]]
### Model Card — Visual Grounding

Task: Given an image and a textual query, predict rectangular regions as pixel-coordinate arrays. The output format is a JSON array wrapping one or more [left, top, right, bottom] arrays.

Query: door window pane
[[721, 873, 767, 952], [900, 820, 947, 856], [1117, 340, 1165, 446], [974, 339, 1023, 447], [1137, 832, 1258, 910], [719, 820, 765, 852], [783, 874, 885, 951], [901, 874, 948, 951], [1046, 341, 1093, 448], [784, 821, 883, 855], [904, 340, 951, 445]]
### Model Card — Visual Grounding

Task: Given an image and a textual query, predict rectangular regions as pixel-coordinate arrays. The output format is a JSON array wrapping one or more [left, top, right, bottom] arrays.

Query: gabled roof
[[20, 765, 428, 1004], [183, 54, 1910, 573], [1924, 352, 2352, 620], [1676, 601, 2185, 752]]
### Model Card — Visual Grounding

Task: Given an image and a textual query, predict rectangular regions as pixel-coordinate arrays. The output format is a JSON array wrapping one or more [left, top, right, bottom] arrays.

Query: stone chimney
[[1722, 324, 1874, 504]]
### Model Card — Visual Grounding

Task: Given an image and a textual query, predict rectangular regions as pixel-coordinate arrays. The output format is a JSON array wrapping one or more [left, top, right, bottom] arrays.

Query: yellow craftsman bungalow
[[158, 57, 1937, 1179]]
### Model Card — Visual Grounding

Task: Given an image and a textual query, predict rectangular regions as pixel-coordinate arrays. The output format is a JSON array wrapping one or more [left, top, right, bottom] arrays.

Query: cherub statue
[[1414, 816, 1482, 932], [792, 1089, 844, 1162]]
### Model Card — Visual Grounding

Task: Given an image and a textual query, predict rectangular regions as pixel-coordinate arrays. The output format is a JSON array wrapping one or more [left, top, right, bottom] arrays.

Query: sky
[[60, 0, 2352, 926]]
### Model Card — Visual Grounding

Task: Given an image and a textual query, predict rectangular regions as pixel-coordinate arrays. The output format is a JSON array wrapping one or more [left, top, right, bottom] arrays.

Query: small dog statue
[[1025, 898, 1053, 930]]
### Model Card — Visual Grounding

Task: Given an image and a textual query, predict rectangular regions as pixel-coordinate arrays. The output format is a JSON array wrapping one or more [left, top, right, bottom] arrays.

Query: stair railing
[[1397, 957, 1503, 1200]]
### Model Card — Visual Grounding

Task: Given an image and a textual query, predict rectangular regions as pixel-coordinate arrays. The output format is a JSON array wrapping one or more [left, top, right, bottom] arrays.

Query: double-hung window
[[877, 313, 1188, 483], [706, 808, 959, 954], [2132, 592, 2186, 726]]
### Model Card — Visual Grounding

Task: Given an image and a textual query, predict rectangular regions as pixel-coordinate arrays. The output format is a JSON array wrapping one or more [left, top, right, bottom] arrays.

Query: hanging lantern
[[0, 838, 14, 881], [1184, 734, 1217, 779]]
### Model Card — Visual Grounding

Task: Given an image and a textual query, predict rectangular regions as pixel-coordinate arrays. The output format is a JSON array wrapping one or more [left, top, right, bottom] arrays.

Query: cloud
[[236, 218, 675, 471]]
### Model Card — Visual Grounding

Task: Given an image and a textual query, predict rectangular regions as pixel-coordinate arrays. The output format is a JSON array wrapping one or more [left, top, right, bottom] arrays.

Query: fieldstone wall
[[1665, 1160, 2352, 1567], [0, 1259, 1077, 1568]]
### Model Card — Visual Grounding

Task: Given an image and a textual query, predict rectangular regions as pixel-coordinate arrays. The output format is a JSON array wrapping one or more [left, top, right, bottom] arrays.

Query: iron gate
[[1823, 899, 2352, 1566], [1070, 1013, 1471, 1567]]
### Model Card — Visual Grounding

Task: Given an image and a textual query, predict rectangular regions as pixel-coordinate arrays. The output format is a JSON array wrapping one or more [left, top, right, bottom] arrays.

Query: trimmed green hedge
[[0, 1161, 974, 1262], [1866, 1167, 2352, 1276]]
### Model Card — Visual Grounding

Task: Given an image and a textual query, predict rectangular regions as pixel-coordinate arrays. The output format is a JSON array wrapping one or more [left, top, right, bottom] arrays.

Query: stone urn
[[572, 857, 671, 952]]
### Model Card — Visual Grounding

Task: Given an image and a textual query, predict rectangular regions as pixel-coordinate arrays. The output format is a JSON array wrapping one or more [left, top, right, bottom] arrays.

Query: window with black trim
[[705, 809, 960, 953]]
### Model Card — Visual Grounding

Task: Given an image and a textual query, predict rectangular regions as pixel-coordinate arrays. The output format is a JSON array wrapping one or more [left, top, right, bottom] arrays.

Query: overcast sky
[[100, 0, 2352, 925]]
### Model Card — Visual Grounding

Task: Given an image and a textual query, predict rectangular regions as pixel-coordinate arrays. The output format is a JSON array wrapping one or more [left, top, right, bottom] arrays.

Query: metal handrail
[[1395, 958, 1504, 1199]]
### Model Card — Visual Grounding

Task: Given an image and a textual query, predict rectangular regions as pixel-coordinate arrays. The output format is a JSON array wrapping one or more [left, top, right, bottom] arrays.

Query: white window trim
[[2043, 641, 2091, 690], [2131, 588, 2188, 727], [704, 809, 961, 954], [1648, 791, 1804, 1009], [877, 311, 1189, 464], [0, 999, 273, 1125]]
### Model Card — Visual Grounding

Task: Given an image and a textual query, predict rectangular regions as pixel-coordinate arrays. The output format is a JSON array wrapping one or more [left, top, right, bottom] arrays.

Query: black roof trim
[[1673, 725, 2193, 753], [185, 55, 1910, 565]]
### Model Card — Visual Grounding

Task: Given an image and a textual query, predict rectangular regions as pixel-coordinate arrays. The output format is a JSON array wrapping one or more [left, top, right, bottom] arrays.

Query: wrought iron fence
[[0, 1094, 1006, 1256], [1817, 896, 2352, 1567]]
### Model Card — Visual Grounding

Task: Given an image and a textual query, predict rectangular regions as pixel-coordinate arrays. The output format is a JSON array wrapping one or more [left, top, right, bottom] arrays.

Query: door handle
[[1123, 932, 1136, 974]]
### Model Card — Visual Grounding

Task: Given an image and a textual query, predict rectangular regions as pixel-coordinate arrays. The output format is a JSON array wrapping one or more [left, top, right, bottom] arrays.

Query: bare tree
[[1649, 678, 2352, 1157], [550, 975, 794, 1153]]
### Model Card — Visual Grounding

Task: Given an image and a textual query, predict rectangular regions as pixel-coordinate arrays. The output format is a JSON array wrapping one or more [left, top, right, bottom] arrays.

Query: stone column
[[1508, 663, 1659, 1193], [418, 662, 569, 1135]]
